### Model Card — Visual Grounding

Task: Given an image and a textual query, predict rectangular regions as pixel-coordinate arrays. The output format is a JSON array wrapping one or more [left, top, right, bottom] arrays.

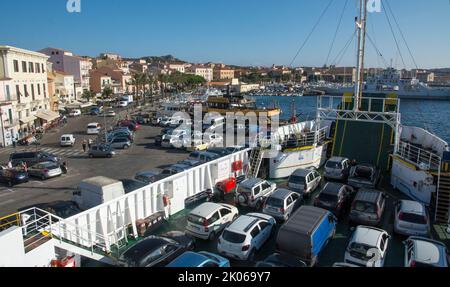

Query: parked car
[[10, 151, 60, 166], [28, 161, 63, 180], [186, 202, 239, 240], [403, 236, 449, 267], [177, 159, 202, 167], [0, 168, 29, 187], [217, 213, 276, 261], [206, 148, 232, 157], [69, 109, 81, 117], [108, 131, 133, 143], [118, 101, 128, 108], [314, 183, 355, 218], [105, 109, 116, 117], [167, 251, 230, 268], [349, 189, 387, 226], [344, 226, 390, 267], [60, 134, 76, 147], [324, 157, 351, 181], [108, 137, 132, 150], [135, 171, 166, 184], [120, 179, 148, 194], [225, 146, 247, 154], [90, 107, 101, 115], [119, 231, 195, 267], [188, 151, 221, 163], [276, 206, 337, 267], [120, 122, 139, 132], [394, 200, 430, 237], [88, 144, 116, 158], [235, 178, 277, 210], [255, 253, 307, 267], [87, 123, 102, 135], [348, 164, 380, 189], [288, 168, 322, 195], [162, 164, 193, 176], [262, 188, 303, 222]]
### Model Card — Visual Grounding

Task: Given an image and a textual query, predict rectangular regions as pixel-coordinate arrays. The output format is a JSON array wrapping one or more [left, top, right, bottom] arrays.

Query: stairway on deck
[[436, 174, 450, 224]]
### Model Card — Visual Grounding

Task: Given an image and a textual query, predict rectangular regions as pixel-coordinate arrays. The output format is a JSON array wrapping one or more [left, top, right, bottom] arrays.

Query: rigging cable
[[289, 0, 335, 67], [383, 0, 419, 70], [366, 33, 389, 68], [331, 30, 357, 67], [382, 1, 407, 69], [324, 0, 349, 67]]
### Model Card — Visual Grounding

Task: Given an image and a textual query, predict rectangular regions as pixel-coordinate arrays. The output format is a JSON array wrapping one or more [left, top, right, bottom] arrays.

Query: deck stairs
[[19, 208, 123, 265], [246, 148, 264, 178], [436, 174, 450, 224]]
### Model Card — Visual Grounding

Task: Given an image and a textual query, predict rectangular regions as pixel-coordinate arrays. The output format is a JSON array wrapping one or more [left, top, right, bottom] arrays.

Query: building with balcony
[[0, 45, 56, 142], [213, 67, 235, 80], [186, 65, 213, 82], [39, 47, 92, 99], [54, 71, 75, 107]]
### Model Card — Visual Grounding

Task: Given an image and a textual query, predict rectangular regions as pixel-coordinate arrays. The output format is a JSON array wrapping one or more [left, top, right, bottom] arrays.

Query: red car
[[119, 120, 140, 131]]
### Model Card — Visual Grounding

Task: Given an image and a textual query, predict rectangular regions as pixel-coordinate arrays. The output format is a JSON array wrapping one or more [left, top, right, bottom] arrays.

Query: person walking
[[82, 140, 87, 153], [60, 161, 68, 174], [88, 139, 93, 150]]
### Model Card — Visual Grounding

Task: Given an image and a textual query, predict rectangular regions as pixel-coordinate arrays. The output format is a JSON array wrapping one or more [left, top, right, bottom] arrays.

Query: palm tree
[[131, 73, 142, 103]]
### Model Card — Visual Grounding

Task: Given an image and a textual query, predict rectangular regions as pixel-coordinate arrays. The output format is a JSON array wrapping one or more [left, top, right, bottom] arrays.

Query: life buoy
[[163, 195, 170, 207]]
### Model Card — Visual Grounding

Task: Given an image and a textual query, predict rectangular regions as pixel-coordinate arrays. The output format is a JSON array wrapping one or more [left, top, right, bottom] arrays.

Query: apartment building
[[187, 65, 213, 82], [213, 67, 235, 80], [0, 45, 59, 142], [39, 47, 92, 99], [169, 63, 186, 74], [0, 79, 15, 147], [54, 71, 76, 106]]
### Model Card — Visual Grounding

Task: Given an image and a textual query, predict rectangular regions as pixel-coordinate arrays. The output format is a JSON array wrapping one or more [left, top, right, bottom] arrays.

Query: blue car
[[167, 251, 230, 267], [90, 107, 101, 115]]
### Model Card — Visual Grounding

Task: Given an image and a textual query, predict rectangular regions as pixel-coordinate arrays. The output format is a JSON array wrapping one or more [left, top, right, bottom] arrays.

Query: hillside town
[[2, 45, 450, 148]]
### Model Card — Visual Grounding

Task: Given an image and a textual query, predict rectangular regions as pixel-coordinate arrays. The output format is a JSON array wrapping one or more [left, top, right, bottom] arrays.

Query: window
[[22, 61, 27, 73], [23, 85, 28, 97], [208, 212, 220, 224], [253, 185, 261, 196], [31, 84, 35, 100], [18, 111, 22, 120], [291, 193, 300, 201], [286, 196, 293, 206], [13, 60, 19, 72], [220, 208, 231, 217], [250, 226, 260, 238], [16, 85, 21, 103], [41, 63, 45, 73], [43, 84, 46, 98], [29, 62, 34, 73], [259, 221, 269, 230], [35, 63, 40, 73], [37, 84, 41, 95], [8, 109, 13, 123], [5, 85, 10, 101]]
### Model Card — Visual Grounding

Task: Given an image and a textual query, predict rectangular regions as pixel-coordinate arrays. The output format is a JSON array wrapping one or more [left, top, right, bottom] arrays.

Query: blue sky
[[1, 0, 449, 68]]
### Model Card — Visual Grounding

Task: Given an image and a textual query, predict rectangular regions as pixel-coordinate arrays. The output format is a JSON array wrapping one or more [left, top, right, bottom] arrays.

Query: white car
[[394, 200, 430, 237], [105, 110, 116, 117], [186, 202, 239, 240], [404, 236, 449, 267], [87, 123, 102, 135], [344, 226, 390, 267], [118, 101, 128, 108], [217, 213, 276, 261], [69, 109, 81, 117], [60, 134, 76, 147]]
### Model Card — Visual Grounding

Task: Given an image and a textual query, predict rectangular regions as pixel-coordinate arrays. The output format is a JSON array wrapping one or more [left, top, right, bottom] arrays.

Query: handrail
[[0, 213, 21, 231], [397, 141, 441, 171], [318, 95, 400, 114]]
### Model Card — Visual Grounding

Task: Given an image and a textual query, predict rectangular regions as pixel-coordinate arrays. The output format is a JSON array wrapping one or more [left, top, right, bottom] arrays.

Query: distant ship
[[322, 68, 450, 100]]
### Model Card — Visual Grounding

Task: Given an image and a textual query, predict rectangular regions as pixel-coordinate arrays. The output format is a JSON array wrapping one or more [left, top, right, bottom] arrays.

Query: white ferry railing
[[317, 95, 400, 114], [397, 141, 441, 171], [277, 127, 328, 149]]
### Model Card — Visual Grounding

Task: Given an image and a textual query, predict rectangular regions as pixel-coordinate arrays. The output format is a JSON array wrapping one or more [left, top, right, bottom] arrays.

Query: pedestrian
[[12, 138, 16, 149], [88, 139, 93, 149], [82, 140, 87, 153], [7, 161, 13, 169], [60, 161, 68, 174]]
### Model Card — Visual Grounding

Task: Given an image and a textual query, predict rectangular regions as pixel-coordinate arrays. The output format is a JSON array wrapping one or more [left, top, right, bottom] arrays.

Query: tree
[[101, 86, 113, 100], [81, 90, 96, 102]]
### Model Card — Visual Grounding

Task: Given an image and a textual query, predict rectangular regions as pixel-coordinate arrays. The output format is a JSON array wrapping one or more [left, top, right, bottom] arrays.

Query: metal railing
[[0, 213, 21, 232], [397, 141, 442, 171], [277, 127, 328, 149], [317, 95, 400, 114], [18, 208, 120, 259]]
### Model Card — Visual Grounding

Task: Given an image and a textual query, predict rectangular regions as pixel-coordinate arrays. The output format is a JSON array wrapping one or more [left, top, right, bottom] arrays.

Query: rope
[[366, 33, 389, 68], [331, 30, 357, 67], [324, 0, 349, 66], [382, 1, 406, 68], [289, 0, 335, 67]]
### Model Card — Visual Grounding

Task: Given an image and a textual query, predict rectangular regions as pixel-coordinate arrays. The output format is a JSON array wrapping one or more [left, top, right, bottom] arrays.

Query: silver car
[[394, 200, 430, 237], [28, 161, 63, 180], [262, 189, 303, 221], [324, 157, 351, 181], [288, 168, 322, 195], [108, 137, 132, 149], [404, 237, 449, 267], [349, 189, 386, 227]]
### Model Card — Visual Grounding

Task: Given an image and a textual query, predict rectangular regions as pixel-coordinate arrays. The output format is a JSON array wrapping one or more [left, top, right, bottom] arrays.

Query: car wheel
[[107, 154, 112, 158], [123, 145, 129, 150], [89, 154, 94, 158], [41, 175, 46, 180]]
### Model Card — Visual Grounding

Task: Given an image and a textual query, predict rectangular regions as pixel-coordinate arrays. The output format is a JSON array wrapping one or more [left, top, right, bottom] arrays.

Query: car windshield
[[401, 213, 427, 224], [289, 175, 305, 185], [353, 167, 374, 179], [265, 197, 284, 208], [326, 161, 342, 169], [319, 193, 338, 203], [354, 201, 376, 213], [222, 230, 246, 244], [187, 214, 206, 225]]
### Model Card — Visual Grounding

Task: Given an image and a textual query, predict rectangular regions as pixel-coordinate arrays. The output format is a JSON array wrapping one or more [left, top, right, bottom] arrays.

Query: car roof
[[291, 169, 313, 177], [61, 134, 74, 137], [88, 122, 99, 126], [352, 226, 385, 247], [411, 238, 446, 264], [122, 237, 171, 261], [328, 157, 348, 162], [322, 183, 345, 195], [167, 252, 210, 267], [170, 164, 190, 170], [240, 178, 264, 189], [270, 188, 294, 199], [355, 189, 382, 203], [400, 200, 426, 215], [227, 215, 261, 233], [190, 203, 223, 217]]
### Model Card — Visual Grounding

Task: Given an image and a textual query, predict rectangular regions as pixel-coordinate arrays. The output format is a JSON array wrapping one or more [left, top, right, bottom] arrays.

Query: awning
[[36, 110, 60, 122], [19, 116, 37, 124]]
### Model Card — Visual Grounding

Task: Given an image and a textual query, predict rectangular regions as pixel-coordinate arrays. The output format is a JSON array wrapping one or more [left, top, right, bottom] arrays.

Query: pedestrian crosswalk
[[0, 146, 87, 158]]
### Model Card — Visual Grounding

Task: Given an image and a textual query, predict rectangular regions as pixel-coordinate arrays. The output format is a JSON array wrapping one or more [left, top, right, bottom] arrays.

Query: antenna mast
[[354, 0, 368, 111]]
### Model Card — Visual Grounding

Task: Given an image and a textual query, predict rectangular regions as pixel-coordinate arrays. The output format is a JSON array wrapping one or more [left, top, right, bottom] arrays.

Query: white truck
[[73, 176, 125, 210]]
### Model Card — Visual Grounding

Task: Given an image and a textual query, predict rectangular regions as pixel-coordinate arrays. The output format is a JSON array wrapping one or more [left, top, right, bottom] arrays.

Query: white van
[[60, 134, 76, 147], [87, 123, 102, 135]]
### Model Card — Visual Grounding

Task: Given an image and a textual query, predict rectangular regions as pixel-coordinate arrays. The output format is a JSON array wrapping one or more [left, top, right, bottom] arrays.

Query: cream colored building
[[187, 65, 213, 82], [54, 71, 76, 106], [169, 63, 186, 74], [0, 45, 58, 140], [213, 67, 235, 80]]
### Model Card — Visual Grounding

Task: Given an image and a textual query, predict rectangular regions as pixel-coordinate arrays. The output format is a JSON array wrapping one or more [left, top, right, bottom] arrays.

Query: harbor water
[[251, 95, 450, 144]]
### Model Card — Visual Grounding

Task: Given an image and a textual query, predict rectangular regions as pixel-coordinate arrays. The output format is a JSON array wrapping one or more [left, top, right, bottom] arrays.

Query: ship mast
[[354, 0, 368, 111]]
